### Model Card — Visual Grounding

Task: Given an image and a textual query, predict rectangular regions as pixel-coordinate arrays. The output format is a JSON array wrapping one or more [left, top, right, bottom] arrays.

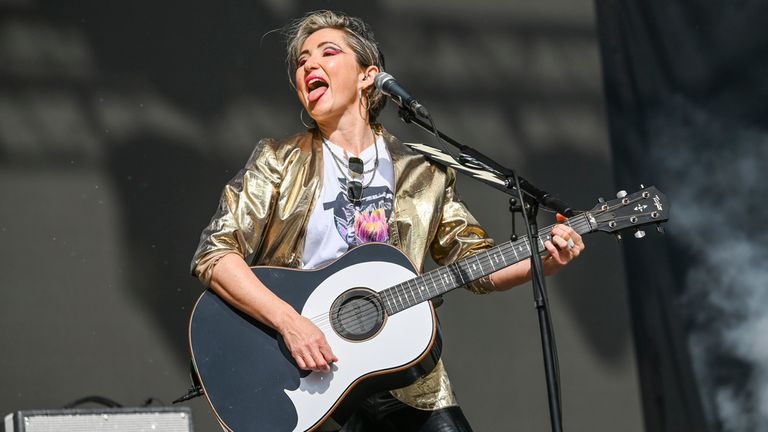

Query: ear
[[359, 65, 380, 91]]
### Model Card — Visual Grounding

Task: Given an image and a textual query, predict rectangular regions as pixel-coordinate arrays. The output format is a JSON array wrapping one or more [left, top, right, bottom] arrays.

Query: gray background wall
[[0, 0, 644, 430]]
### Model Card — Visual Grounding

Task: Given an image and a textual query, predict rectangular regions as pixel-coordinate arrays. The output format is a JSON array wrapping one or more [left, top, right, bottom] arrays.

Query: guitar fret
[[485, 252, 496, 272], [474, 254, 484, 274], [385, 288, 392, 312], [426, 272, 435, 297], [413, 279, 420, 304], [383, 292, 393, 313], [439, 269, 449, 292], [585, 213, 594, 231], [417, 278, 425, 302], [403, 278, 413, 309], [403, 284, 410, 308], [393, 289, 399, 308], [391, 285, 399, 311], [403, 284, 411, 308], [453, 262, 466, 285]]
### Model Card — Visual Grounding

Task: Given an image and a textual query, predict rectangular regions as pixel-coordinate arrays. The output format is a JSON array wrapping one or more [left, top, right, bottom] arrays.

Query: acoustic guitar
[[189, 186, 669, 431]]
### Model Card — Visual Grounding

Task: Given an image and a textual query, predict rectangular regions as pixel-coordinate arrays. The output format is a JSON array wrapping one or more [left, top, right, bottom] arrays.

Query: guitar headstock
[[587, 186, 669, 239]]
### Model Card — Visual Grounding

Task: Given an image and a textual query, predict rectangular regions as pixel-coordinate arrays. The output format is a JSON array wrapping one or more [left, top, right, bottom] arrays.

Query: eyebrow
[[298, 41, 342, 57]]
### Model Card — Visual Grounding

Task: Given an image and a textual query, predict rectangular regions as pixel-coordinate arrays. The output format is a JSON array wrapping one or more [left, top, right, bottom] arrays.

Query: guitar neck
[[380, 212, 596, 315]]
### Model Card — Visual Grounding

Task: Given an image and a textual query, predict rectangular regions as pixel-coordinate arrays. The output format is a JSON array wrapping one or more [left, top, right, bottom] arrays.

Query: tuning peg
[[597, 197, 605, 203], [616, 190, 627, 199], [640, 184, 645, 189], [615, 233, 622, 242], [634, 229, 646, 239], [656, 224, 665, 234]]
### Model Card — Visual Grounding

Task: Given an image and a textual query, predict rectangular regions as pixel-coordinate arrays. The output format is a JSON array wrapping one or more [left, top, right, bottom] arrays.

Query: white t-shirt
[[302, 136, 395, 269]]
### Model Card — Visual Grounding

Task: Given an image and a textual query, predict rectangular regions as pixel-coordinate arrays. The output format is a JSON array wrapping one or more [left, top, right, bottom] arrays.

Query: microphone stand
[[397, 107, 569, 432]]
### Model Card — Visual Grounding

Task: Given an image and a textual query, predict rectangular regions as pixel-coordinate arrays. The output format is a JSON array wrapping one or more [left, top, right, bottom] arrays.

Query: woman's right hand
[[279, 313, 338, 373], [206, 255, 338, 373]]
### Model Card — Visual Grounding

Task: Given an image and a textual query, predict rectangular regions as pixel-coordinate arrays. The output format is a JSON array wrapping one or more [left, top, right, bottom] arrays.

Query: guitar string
[[307, 217, 595, 331], [305, 200, 656, 330], [307, 219, 573, 329], [316, 208, 659, 332], [309, 210, 650, 333], [308, 220, 592, 333], [307, 209, 635, 331], [306, 216, 595, 330], [310, 207, 658, 333]]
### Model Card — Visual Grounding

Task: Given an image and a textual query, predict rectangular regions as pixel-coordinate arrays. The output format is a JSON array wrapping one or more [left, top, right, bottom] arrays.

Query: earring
[[299, 106, 312, 129], [359, 75, 369, 100], [359, 89, 369, 112]]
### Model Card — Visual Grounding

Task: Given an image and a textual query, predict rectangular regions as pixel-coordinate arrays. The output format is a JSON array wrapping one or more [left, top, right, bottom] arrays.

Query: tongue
[[308, 86, 327, 102]]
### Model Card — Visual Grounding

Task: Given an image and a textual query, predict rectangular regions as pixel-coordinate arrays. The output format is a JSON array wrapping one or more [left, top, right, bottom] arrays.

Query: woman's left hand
[[542, 223, 585, 275]]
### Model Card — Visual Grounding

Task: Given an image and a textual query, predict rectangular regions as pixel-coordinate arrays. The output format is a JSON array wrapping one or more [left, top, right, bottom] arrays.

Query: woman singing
[[191, 10, 584, 432]]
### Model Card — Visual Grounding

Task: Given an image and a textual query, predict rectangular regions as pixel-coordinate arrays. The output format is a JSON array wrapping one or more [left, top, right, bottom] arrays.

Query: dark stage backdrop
[[0, 1, 644, 431], [596, 1, 768, 431]]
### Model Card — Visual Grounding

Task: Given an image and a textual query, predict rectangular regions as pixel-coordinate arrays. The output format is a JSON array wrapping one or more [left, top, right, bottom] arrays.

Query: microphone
[[374, 72, 429, 118]]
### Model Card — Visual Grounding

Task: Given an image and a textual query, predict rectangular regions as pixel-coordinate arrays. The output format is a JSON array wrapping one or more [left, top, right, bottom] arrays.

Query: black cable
[[63, 396, 123, 409], [424, 112, 464, 168], [142, 397, 166, 407]]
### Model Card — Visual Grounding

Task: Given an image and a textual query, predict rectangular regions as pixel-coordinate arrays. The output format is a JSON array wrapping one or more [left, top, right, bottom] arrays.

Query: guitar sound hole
[[331, 288, 386, 342]]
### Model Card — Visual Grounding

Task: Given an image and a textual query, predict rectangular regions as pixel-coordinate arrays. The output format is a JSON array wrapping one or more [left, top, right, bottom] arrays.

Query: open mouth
[[306, 76, 328, 102]]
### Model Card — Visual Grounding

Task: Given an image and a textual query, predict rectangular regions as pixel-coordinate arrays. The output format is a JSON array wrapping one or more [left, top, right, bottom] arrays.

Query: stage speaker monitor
[[3, 406, 192, 432]]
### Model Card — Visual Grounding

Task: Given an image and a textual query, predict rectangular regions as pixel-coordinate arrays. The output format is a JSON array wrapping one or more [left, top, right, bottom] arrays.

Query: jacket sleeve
[[189, 139, 283, 286], [429, 167, 496, 294]]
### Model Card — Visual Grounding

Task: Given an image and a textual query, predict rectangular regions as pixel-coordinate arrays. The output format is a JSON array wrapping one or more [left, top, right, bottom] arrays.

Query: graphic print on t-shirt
[[322, 177, 394, 247]]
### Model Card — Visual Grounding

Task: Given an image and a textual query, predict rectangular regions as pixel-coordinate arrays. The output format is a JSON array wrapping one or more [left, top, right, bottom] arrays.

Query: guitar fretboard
[[379, 212, 595, 315]]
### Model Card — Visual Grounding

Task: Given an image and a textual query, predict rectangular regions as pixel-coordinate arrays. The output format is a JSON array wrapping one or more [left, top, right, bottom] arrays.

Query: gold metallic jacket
[[191, 126, 495, 410]]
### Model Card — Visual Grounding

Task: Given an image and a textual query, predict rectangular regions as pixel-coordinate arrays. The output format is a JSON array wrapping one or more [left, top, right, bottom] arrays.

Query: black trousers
[[338, 391, 473, 432]]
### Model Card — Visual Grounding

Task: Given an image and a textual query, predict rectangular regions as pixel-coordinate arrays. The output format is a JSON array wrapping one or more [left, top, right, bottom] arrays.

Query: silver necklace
[[323, 138, 378, 174], [322, 131, 379, 189]]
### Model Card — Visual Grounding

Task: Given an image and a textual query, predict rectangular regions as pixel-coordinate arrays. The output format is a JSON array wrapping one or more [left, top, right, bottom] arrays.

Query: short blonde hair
[[285, 10, 387, 123]]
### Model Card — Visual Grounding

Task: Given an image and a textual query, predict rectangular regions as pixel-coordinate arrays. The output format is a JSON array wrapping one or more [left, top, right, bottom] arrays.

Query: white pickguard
[[284, 261, 435, 432]]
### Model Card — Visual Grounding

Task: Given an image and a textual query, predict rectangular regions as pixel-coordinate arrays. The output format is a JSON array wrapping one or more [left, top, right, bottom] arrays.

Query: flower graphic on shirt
[[324, 180, 393, 247], [354, 207, 389, 243]]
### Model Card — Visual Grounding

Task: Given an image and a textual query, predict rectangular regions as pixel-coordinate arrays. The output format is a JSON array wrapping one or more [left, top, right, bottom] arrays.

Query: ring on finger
[[567, 238, 576, 250]]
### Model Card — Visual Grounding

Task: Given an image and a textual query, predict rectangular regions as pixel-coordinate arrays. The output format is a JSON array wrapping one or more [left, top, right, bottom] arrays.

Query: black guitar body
[[189, 243, 442, 431]]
